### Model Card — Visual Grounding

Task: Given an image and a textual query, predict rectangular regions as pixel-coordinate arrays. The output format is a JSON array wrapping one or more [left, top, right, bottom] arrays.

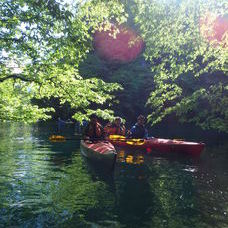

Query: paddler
[[128, 115, 148, 139], [83, 114, 104, 141], [104, 117, 126, 136]]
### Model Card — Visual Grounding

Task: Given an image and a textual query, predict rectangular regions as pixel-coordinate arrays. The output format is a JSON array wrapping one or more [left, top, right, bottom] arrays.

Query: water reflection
[[194, 146, 228, 228], [0, 123, 228, 227], [47, 153, 117, 227], [0, 123, 118, 227], [115, 150, 152, 227], [117, 149, 145, 165], [113, 148, 200, 227]]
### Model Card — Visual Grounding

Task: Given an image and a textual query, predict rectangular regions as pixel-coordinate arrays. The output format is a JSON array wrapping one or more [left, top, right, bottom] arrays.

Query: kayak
[[80, 140, 117, 167], [108, 135, 205, 156]]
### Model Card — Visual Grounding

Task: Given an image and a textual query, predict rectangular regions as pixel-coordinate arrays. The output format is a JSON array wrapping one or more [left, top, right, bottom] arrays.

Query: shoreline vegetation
[[0, 0, 227, 134]]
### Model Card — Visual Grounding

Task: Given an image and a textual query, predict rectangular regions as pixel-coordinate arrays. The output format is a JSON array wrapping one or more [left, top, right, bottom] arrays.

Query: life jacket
[[130, 123, 147, 138], [104, 123, 126, 136], [85, 122, 103, 139]]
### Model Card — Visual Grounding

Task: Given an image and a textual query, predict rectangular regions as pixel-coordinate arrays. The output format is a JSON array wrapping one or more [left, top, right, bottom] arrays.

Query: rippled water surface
[[0, 122, 228, 227]]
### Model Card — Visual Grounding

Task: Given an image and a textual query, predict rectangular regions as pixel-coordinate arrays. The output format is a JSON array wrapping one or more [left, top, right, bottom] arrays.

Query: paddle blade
[[126, 139, 145, 146], [49, 135, 66, 142], [109, 135, 126, 140], [109, 135, 145, 145]]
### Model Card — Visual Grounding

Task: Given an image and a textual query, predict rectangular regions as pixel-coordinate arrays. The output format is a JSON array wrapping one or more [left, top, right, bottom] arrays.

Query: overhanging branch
[[0, 74, 39, 83]]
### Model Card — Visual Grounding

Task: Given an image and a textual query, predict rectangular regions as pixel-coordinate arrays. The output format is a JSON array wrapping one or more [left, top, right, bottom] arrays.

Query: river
[[0, 122, 227, 227]]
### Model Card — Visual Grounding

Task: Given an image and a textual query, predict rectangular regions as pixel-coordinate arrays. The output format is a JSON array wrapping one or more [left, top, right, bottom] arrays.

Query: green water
[[0, 122, 228, 228]]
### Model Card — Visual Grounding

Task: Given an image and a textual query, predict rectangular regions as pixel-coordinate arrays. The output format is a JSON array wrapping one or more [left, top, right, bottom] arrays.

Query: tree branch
[[0, 74, 37, 83]]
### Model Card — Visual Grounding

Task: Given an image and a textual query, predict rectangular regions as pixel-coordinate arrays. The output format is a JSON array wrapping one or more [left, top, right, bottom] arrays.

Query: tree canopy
[[0, 0, 126, 122], [128, 0, 228, 132], [1, 0, 228, 133]]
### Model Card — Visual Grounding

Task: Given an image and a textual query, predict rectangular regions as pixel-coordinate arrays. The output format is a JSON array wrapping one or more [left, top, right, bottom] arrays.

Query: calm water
[[0, 122, 228, 228]]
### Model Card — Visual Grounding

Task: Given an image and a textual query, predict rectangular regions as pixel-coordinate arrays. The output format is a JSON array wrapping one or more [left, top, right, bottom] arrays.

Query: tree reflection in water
[[114, 148, 206, 227], [0, 123, 228, 227], [115, 149, 153, 227]]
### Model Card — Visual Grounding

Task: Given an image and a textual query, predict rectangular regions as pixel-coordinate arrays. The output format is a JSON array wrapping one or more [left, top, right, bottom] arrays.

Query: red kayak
[[108, 135, 205, 156]]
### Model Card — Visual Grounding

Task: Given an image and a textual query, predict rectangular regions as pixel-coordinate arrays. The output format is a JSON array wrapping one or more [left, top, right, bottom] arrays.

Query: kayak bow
[[80, 140, 117, 167]]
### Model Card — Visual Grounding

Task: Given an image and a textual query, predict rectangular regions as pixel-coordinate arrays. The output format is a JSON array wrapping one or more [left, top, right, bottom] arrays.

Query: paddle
[[49, 134, 145, 144], [108, 134, 145, 146], [49, 134, 84, 142], [49, 135, 70, 142], [49, 134, 110, 143]]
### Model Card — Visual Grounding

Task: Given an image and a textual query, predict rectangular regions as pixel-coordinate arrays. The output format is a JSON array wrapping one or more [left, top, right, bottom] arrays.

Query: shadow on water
[[113, 148, 228, 228], [81, 157, 116, 190], [114, 149, 153, 227], [193, 143, 228, 228]]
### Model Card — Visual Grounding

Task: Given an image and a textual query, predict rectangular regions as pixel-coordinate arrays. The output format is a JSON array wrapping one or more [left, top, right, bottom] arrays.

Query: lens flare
[[93, 25, 144, 63], [200, 13, 228, 46]]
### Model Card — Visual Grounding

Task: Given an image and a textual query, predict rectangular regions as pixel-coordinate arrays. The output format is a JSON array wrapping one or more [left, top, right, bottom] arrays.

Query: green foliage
[[1, 0, 228, 133], [0, 0, 126, 122], [0, 81, 53, 123], [79, 53, 153, 121], [108, 58, 153, 119], [175, 83, 228, 132], [132, 0, 228, 132]]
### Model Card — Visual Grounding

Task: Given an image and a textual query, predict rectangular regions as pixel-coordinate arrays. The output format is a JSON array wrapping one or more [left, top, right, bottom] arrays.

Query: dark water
[[0, 122, 228, 228]]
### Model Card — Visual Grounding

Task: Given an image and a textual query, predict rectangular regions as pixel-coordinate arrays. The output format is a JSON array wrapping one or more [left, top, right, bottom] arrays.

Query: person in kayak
[[75, 119, 88, 134], [83, 114, 104, 141], [104, 117, 126, 136], [57, 117, 74, 133], [128, 115, 148, 139]]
